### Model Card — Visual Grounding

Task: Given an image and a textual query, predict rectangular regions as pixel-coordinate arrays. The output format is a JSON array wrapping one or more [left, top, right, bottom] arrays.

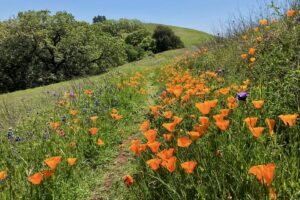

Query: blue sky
[[0, 0, 274, 34]]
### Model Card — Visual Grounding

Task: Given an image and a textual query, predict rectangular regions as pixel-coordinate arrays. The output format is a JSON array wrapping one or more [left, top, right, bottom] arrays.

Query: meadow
[[0, 3, 300, 200]]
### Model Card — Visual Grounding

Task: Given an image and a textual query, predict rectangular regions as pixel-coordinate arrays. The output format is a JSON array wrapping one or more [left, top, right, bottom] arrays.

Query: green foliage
[[125, 44, 145, 62], [93, 15, 106, 23], [153, 25, 184, 53], [0, 11, 126, 93]]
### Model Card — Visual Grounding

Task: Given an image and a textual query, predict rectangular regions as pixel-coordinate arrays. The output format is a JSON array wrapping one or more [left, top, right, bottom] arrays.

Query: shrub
[[152, 25, 184, 52]]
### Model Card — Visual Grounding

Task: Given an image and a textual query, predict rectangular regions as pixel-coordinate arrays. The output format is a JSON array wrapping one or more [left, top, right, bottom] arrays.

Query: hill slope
[[0, 25, 212, 130], [145, 23, 214, 47]]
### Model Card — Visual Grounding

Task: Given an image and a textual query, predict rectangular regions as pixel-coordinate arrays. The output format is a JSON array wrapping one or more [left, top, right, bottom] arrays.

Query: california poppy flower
[[139, 120, 150, 132], [227, 96, 238, 109], [220, 109, 230, 116], [206, 99, 218, 108], [244, 117, 258, 128], [28, 173, 43, 185], [123, 175, 134, 186], [130, 140, 142, 155], [111, 108, 118, 114], [162, 122, 176, 132], [157, 148, 174, 160], [250, 57, 256, 63], [181, 161, 197, 174], [248, 163, 276, 186], [90, 116, 98, 123], [278, 114, 298, 127], [177, 137, 192, 148], [0, 170, 7, 181], [215, 120, 230, 131], [213, 114, 224, 122], [161, 156, 177, 173], [248, 48, 256, 55], [89, 127, 98, 135], [42, 170, 54, 179], [44, 156, 62, 169], [163, 133, 173, 141], [70, 110, 78, 116], [189, 131, 201, 140], [195, 102, 211, 115], [111, 113, 123, 120], [265, 118, 275, 136], [252, 100, 264, 109], [163, 111, 174, 119], [173, 116, 183, 124], [249, 127, 264, 138], [147, 141, 161, 153], [199, 116, 209, 128], [259, 19, 268, 25], [219, 88, 230, 95], [85, 89, 94, 97], [287, 10, 295, 17], [67, 158, 77, 166], [269, 188, 277, 200], [144, 129, 157, 143], [51, 122, 60, 130], [146, 158, 162, 171], [241, 54, 248, 59]]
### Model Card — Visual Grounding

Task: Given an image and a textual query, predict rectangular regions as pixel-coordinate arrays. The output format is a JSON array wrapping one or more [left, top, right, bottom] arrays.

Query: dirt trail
[[92, 72, 158, 200]]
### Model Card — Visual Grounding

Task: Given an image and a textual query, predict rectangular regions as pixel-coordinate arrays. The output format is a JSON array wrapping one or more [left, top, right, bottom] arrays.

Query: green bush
[[153, 25, 184, 52]]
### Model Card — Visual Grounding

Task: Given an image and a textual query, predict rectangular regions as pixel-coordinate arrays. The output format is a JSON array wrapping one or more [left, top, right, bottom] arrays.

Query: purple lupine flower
[[7, 130, 13, 140], [215, 68, 224, 74], [237, 91, 249, 101], [61, 115, 67, 122], [82, 107, 87, 113], [15, 137, 22, 142], [69, 92, 75, 97]]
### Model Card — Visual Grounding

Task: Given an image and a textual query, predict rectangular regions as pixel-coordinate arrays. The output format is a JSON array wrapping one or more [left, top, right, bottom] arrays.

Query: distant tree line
[[0, 11, 184, 93]]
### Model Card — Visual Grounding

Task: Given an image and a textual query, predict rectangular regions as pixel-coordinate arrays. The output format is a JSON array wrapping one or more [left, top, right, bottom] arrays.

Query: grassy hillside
[[145, 23, 214, 47], [0, 25, 212, 130]]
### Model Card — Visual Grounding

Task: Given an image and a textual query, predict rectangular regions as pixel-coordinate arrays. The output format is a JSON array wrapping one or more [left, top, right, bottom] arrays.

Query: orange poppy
[[89, 127, 98, 135], [44, 156, 62, 169], [259, 19, 268, 25], [161, 156, 177, 173], [254, 27, 259, 32], [248, 163, 276, 186], [157, 148, 175, 160], [227, 96, 237, 109], [146, 158, 162, 171], [265, 118, 275, 136], [28, 173, 43, 185], [199, 116, 209, 128], [51, 122, 59, 130], [147, 141, 161, 153], [123, 175, 134, 186], [144, 129, 157, 143], [163, 133, 173, 141], [42, 170, 54, 179], [269, 188, 277, 200], [111, 113, 123, 120], [177, 137, 192, 148], [286, 10, 295, 17], [249, 127, 264, 138], [195, 102, 211, 115], [181, 161, 197, 174], [139, 120, 150, 132], [96, 138, 104, 145], [252, 100, 264, 109], [215, 120, 230, 131], [256, 36, 263, 43], [130, 140, 142, 155], [248, 48, 256, 55], [70, 110, 78, 116], [219, 88, 230, 95], [67, 158, 77, 166], [163, 111, 174, 119], [244, 117, 258, 128], [241, 54, 248, 59], [85, 89, 93, 97], [213, 114, 224, 122], [220, 109, 230, 116], [278, 114, 298, 127], [173, 116, 183, 124], [206, 99, 218, 108], [0, 170, 7, 181], [189, 131, 201, 140], [90, 116, 98, 123], [162, 122, 176, 132], [250, 57, 256, 63]]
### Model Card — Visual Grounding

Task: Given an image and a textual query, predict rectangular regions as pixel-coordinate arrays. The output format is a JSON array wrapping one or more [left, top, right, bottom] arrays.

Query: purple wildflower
[[215, 68, 224, 74], [237, 91, 249, 101]]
